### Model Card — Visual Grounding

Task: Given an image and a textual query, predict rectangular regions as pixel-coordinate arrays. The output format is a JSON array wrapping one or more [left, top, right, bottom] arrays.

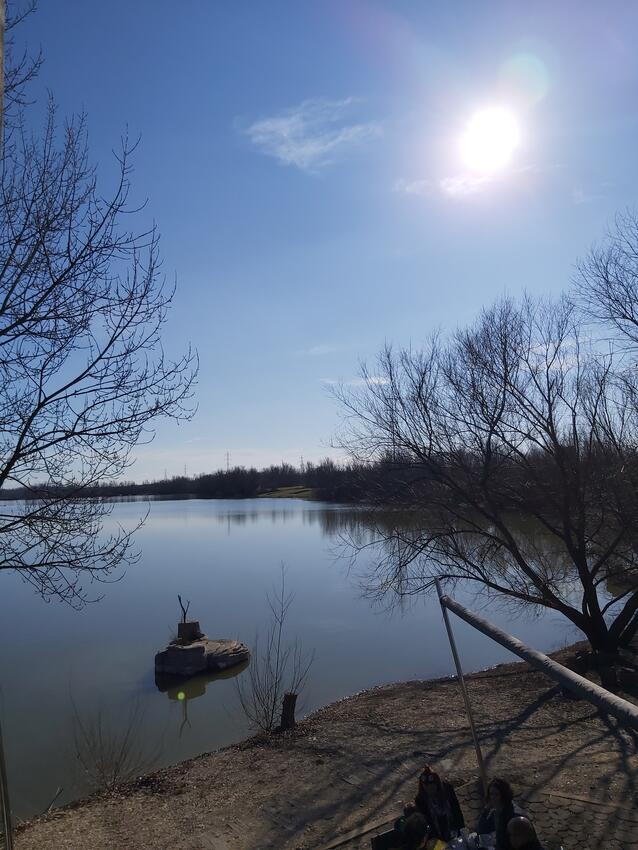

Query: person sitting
[[507, 817, 545, 850], [476, 778, 525, 850], [402, 812, 430, 849], [410, 764, 465, 842], [385, 810, 429, 850]]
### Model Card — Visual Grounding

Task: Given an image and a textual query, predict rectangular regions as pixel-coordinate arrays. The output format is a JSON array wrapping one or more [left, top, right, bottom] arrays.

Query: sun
[[459, 107, 521, 175]]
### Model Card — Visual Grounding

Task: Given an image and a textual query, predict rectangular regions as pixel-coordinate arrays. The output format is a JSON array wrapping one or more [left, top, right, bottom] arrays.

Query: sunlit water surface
[[0, 498, 579, 818]]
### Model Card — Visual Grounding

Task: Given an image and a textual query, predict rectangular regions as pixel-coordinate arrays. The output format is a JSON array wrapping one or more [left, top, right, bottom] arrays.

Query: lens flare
[[502, 53, 549, 104]]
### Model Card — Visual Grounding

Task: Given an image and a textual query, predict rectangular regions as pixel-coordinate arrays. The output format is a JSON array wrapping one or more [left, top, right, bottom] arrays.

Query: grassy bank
[[257, 485, 316, 499]]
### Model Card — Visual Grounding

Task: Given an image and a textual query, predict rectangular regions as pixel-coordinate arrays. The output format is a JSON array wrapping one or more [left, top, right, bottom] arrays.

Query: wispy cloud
[[396, 173, 492, 199], [321, 377, 389, 387], [244, 98, 380, 172], [298, 343, 348, 357], [396, 164, 541, 201], [394, 177, 434, 197], [440, 174, 493, 198], [572, 182, 610, 205]]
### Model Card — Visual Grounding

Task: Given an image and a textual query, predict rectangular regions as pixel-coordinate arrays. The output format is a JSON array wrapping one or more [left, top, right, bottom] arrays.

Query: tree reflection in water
[[155, 660, 250, 738]]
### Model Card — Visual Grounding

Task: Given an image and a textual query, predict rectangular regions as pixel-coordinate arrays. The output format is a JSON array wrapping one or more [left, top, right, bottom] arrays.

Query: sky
[[16, 0, 638, 479]]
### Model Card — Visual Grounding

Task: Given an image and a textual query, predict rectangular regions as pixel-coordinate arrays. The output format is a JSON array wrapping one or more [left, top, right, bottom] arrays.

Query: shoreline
[[16, 643, 638, 849]]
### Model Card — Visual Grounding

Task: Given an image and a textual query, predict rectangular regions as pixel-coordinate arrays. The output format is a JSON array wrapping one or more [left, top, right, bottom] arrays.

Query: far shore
[[16, 643, 638, 850]]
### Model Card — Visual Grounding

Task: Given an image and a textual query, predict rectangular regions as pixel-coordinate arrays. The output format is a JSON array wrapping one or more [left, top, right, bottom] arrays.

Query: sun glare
[[460, 107, 521, 175]]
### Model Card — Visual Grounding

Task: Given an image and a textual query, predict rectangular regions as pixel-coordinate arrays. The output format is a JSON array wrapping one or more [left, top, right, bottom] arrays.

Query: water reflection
[[306, 505, 386, 535], [155, 660, 250, 737], [0, 498, 577, 820], [213, 507, 309, 527], [307, 504, 637, 618], [202, 501, 363, 534]]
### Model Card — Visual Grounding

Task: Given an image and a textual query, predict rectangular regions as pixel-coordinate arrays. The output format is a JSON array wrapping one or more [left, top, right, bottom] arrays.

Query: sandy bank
[[16, 646, 638, 850]]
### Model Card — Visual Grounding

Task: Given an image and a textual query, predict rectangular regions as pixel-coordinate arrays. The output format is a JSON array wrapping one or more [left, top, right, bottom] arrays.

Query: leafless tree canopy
[[335, 221, 638, 653], [577, 210, 638, 346], [0, 5, 196, 605], [3, 2, 43, 126]]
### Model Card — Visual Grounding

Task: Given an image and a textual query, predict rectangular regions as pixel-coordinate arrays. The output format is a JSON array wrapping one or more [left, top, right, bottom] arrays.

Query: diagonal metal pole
[[435, 578, 488, 797], [441, 591, 638, 732], [0, 715, 13, 850]]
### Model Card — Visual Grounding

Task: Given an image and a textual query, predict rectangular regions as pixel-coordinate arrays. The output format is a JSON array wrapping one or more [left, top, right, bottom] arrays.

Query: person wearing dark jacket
[[476, 778, 525, 850], [411, 764, 465, 842], [402, 812, 430, 849]]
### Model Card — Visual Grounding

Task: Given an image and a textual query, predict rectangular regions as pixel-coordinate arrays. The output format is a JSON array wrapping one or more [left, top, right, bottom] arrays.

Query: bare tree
[[577, 210, 638, 345], [334, 289, 638, 660], [0, 6, 196, 605], [70, 698, 161, 792], [237, 567, 314, 733]]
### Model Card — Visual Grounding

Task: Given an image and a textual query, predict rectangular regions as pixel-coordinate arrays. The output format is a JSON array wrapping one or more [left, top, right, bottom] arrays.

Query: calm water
[[0, 498, 579, 818]]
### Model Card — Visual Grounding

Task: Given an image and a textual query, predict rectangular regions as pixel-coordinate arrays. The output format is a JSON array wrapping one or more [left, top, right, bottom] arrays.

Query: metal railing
[[435, 579, 638, 795]]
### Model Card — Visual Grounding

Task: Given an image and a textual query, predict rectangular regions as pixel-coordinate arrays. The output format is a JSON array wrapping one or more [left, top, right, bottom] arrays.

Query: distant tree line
[[0, 450, 511, 505], [0, 457, 387, 503]]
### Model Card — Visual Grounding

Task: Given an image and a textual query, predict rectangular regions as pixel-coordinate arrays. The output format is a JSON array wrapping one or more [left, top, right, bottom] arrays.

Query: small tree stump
[[177, 620, 202, 643], [279, 693, 298, 731]]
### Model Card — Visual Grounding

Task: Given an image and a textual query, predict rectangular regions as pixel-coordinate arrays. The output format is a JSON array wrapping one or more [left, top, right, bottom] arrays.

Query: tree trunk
[[596, 659, 620, 693], [583, 619, 618, 655], [279, 693, 297, 731]]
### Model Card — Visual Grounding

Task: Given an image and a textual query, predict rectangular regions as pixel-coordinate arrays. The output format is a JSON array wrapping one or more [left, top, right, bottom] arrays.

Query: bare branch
[[0, 11, 197, 605], [335, 284, 638, 655]]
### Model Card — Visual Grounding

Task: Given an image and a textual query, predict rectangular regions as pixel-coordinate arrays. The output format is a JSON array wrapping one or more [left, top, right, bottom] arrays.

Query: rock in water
[[155, 623, 250, 677]]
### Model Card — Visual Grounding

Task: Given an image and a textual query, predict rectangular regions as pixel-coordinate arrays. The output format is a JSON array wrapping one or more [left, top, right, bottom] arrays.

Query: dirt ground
[[16, 647, 638, 850]]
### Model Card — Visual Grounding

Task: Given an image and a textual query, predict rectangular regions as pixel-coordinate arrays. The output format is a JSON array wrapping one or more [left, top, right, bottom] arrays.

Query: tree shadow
[[255, 678, 638, 849]]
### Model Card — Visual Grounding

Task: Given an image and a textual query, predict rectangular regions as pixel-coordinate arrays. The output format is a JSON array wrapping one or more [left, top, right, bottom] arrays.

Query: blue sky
[[18, 1, 638, 479]]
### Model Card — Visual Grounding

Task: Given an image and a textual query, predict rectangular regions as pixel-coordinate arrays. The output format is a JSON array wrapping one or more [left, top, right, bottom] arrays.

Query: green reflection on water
[[155, 660, 250, 737], [155, 659, 250, 702]]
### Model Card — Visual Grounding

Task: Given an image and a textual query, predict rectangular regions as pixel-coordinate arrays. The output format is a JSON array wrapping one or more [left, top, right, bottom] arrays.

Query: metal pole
[[440, 592, 638, 733], [0, 716, 13, 850], [435, 578, 488, 797]]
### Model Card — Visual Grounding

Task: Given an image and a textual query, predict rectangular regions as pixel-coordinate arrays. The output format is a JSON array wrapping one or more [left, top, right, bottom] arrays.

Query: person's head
[[487, 777, 514, 811], [403, 812, 429, 849], [507, 816, 538, 849], [418, 764, 443, 797]]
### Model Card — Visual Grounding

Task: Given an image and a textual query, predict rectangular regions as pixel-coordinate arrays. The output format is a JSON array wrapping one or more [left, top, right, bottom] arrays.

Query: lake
[[0, 498, 580, 819]]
